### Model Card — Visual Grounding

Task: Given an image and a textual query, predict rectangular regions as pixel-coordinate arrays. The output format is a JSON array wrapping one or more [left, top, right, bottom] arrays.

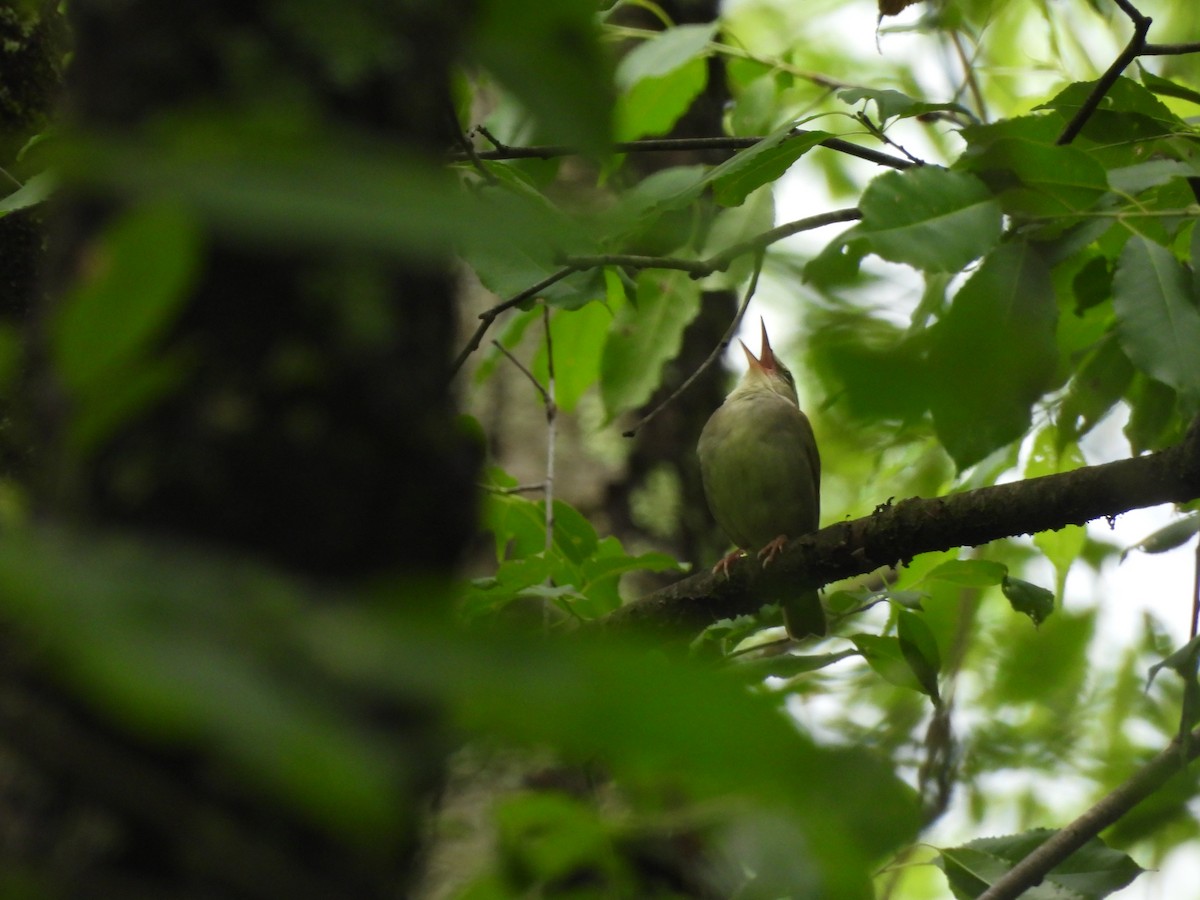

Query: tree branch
[[450, 133, 915, 172], [977, 720, 1200, 900], [1056, 0, 1200, 145], [452, 209, 861, 377], [600, 418, 1200, 637]]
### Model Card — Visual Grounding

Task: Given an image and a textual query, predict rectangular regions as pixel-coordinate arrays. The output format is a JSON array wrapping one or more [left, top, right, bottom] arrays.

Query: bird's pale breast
[[698, 390, 820, 552]]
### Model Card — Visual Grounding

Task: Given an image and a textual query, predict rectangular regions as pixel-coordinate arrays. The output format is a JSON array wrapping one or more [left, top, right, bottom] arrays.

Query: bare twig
[[445, 98, 495, 185], [949, 29, 987, 123], [854, 113, 926, 167], [451, 265, 581, 376], [565, 208, 863, 281], [490, 340, 549, 407], [1142, 42, 1200, 55], [1191, 539, 1199, 639], [542, 305, 557, 563], [1055, 0, 1200, 145], [977, 720, 1200, 900], [623, 251, 765, 439], [454, 209, 860, 377], [449, 133, 915, 172]]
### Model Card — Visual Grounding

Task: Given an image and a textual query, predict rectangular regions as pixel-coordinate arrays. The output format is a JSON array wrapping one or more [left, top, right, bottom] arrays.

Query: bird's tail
[[782, 589, 826, 640]]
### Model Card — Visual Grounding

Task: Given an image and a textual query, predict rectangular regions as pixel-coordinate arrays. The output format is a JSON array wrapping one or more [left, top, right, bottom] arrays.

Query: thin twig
[[977, 720, 1200, 900], [1056, 0, 1152, 145], [448, 133, 915, 171], [451, 265, 581, 376], [855, 113, 925, 167], [949, 29, 987, 123], [542, 304, 557, 557], [480, 482, 547, 495], [1142, 42, 1200, 55], [1191, 538, 1199, 639], [565, 208, 863, 282], [490, 340, 549, 406], [445, 98, 495, 185], [454, 209, 860, 377], [622, 252, 765, 439]]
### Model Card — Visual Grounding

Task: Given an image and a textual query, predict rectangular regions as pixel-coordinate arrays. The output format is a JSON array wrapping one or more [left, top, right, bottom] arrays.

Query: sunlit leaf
[[0, 171, 54, 217], [926, 559, 1007, 587], [600, 269, 700, 418], [838, 87, 973, 123], [858, 167, 1001, 273], [705, 126, 830, 207]]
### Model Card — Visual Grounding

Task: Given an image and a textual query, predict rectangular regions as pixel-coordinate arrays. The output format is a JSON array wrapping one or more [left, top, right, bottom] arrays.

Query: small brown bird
[[697, 319, 825, 638]]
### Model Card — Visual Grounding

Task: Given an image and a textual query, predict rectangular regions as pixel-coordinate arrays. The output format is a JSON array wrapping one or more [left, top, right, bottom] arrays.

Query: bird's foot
[[757, 535, 790, 568], [712, 549, 746, 579]]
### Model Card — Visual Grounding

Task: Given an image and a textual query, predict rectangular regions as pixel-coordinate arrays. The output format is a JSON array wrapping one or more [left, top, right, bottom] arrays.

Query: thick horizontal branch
[[601, 418, 1200, 637]]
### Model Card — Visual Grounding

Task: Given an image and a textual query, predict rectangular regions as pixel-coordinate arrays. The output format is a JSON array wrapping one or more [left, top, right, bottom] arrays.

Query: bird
[[697, 319, 825, 639]]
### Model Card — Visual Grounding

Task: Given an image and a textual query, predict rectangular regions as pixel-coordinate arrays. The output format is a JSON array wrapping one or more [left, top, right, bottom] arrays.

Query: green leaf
[[1057, 332, 1134, 444], [705, 126, 830, 207], [1001, 577, 1055, 627], [1146, 636, 1200, 737], [600, 269, 700, 418], [615, 23, 716, 87], [961, 137, 1108, 218], [926, 559, 1008, 587], [532, 303, 613, 414], [858, 167, 1002, 273], [1124, 374, 1180, 454], [0, 171, 54, 218], [471, 0, 613, 155], [807, 310, 929, 422], [1139, 65, 1200, 106], [614, 25, 715, 143], [838, 87, 973, 123], [495, 792, 626, 888], [851, 634, 926, 694], [1107, 159, 1196, 196], [53, 203, 201, 395], [927, 241, 1058, 468], [482, 490, 546, 561], [1038, 77, 1185, 134], [897, 610, 941, 701], [937, 830, 1143, 899], [602, 165, 709, 247], [804, 229, 871, 287], [616, 59, 708, 142], [1113, 236, 1200, 414], [1122, 513, 1200, 560], [698, 185, 775, 289]]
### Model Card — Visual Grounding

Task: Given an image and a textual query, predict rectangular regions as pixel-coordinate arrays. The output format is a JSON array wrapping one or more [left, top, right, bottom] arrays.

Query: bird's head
[[736, 318, 799, 407]]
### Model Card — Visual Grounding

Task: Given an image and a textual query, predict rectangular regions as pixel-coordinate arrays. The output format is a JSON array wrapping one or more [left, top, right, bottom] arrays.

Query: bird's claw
[[712, 549, 746, 579], [757, 535, 790, 568]]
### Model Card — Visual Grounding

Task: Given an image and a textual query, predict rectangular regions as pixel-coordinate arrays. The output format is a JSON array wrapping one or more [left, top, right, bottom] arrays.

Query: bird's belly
[[698, 404, 819, 551]]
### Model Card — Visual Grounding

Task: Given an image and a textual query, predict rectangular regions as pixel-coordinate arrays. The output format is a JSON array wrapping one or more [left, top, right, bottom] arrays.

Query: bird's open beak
[[739, 318, 777, 373]]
